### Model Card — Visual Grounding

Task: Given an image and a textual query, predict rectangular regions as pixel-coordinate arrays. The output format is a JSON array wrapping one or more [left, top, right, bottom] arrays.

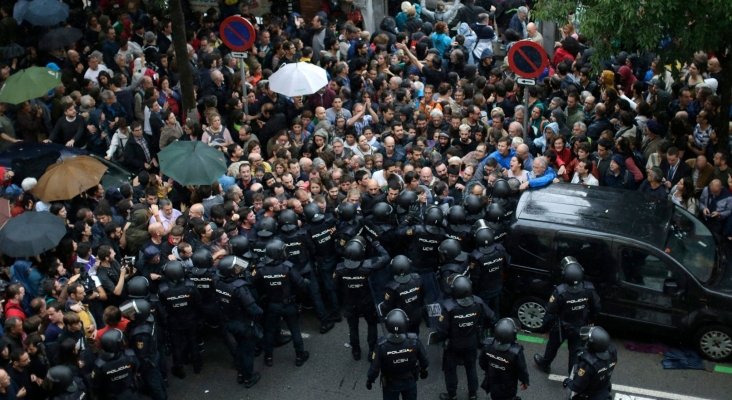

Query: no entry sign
[[507, 40, 549, 79], [219, 16, 256, 52]]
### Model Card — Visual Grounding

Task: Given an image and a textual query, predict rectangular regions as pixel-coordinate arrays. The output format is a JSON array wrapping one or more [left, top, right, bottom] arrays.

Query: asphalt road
[[163, 313, 732, 400]]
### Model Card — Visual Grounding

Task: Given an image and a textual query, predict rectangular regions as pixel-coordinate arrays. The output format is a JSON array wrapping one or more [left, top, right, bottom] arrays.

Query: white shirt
[[83, 64, 112, 86], [571, 172, 599, 186]]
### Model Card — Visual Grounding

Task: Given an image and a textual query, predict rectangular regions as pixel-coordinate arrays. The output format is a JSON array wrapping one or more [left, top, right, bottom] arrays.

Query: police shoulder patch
[[577, 368, 585, 376]]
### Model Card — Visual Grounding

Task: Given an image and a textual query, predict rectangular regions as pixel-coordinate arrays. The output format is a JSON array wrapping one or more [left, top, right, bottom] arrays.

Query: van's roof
[[514, 183, 673, 249]]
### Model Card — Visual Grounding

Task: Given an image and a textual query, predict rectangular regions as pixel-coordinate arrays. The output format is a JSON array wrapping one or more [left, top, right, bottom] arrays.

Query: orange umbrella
[[31, 155, 108, 202]]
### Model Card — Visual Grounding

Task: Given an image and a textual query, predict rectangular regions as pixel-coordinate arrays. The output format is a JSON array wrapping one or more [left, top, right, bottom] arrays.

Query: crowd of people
[[0, 0, 727, 398]]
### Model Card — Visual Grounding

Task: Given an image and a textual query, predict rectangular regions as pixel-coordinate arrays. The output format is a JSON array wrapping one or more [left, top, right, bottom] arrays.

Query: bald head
[[148, 222, 164, 237], [189, 203, 204, 218], [527, 22, 537, 35]]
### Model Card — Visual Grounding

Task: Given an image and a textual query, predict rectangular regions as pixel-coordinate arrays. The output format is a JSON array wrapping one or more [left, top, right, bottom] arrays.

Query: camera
[[122, 256, 136, 266]]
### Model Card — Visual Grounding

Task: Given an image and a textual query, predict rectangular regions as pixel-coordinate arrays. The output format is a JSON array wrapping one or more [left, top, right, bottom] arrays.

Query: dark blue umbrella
[[0, 211, 66, 257], [19, 0, 69, 27]]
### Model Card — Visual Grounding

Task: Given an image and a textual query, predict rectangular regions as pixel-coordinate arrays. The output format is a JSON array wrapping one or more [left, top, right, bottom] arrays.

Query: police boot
[[351, 347, 361, 361], [264, 354, 274, 367], [439, 393, 457, 400], [320, 320, 335, 334], [295, 351, 310, 367], [533, 354, 551, 373], [243, 372, 261, 388]]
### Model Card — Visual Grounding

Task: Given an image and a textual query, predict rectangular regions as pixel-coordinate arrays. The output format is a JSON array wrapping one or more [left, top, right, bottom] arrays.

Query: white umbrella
[[268, 62, 328, 97]]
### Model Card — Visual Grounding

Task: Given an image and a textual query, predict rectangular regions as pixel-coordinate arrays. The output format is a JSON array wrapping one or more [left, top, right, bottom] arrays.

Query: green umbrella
[[0, 66, 61, 104], [158, 141, 227, 186]]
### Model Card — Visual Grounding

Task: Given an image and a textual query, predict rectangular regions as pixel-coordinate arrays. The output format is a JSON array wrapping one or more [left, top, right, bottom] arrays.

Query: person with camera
[[95, 245, 134, 307], [534, 257, 601, 375], [66, 264, 105, 335], [563, 326, 617, 400]]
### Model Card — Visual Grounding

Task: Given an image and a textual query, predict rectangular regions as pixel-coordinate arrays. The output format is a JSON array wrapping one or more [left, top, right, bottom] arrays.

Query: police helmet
[[303, 202, 325, 223], [385, 308, 410, 334], [218, 255, 249, 277], [447, 205, 467, 225], [439, 238, 462, 263], [451, 275, 474, 307], [464, 194, 483, 215], [492, 179, 511, 198], [278, 209, 299, 233], [587, 326, 612, 358], [265, 239, 287, 262], [100, 328, 125, 354], [343, 236, 367, 269], [391, 255, 412, 284], [229, 236, 251, 258], [485, 202, 505, 222], [46, 365, 78, 394], [337, 202, 358, 222], [372, 202, 394, 222], [191, 248, 214, 268], [474, 224, 495, 253], [163, 260, 185, 283], [126, 276, 150, 299], [120, 298, 151, 321], [257, 217, 278, 238], [561, 256, 584, 286], [493, 318, 518, 351], [424, 206, 444, 233], [397, 190, 417, 210]]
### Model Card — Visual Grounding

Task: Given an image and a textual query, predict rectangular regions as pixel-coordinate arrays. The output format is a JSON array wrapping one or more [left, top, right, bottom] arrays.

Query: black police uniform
[[251, 258, 310, 361], [567, 346, 618, 400], [538, 282, 601, 373], [305, 212, 341, 318], [468, 243, 508, 314], [335, 217, 364, 255], [383, 275, 425, 335], [436, 296, 496, 400], [445, 222, 473, 249], [367, 334, 429, 400], [128, 317, 167, 400], [334, 242, 390, 358], [362, 213, 399, 303], [187, 262, 220, 328], [158, 277, 202, 375], [216, 272, 264, 383], [278, 228, 330, 323], [397, 223, 445, 310], [92, 350, 140, 400], [438, 253, 470, 296], [479, 338, 529, 400]]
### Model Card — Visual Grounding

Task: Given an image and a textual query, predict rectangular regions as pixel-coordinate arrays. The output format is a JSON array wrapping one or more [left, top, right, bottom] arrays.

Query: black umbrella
[[39, 27, 82, 52], [0, 43, 26, 60], [0, 211, 66, 257]]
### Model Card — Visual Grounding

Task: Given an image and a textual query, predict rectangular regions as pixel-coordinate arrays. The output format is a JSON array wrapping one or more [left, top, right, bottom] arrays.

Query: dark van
[[503, 183, 732, 361]]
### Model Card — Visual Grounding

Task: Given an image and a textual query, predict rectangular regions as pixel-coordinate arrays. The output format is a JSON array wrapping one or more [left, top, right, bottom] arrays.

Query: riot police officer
[[397, 205, 446, 324], [251, 216, 278, 260], [125, 276, 167, 383], [382, 255, 425, 335], [93, 329, 139, 399], [303, 202, 341, 321], [464, 194, 485, 225], [479, 318, 529, 400], [278, 208, 335, 333], [252, 238, 311, 367], [534, 257, 601, 374], [45, 365, 88, 399], [188, 248, 220, 347], [125, 299, 167, 400], [435, 276, 496, 400], [158, 260, 202, 378], [363, 202, 399, 303], [334, 202, 364, 255], [334, 236, 390, 360], [437, 238, 470, 296], [469, 221, 508, 314], [216, 255, 264, 387], [482, 202, 509, 244], [445, 205, 473, 247], [564, 326, 617, 400], [396, 189, 419, 225], [366, 309, 429, 400]]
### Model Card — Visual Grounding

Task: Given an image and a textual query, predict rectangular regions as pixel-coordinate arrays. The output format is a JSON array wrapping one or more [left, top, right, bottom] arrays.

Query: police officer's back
[[216, 255, 263, 387], [437, 238, 470, 296], [303, 203, 341, 320], [383, 255, 425, 334], [479, 318, 529, 400], [93, 329, 139, 400], [45, 365, 88, 400], [366, 309, 429, 400], [188, 248, 220, 327], [534, 257, 601, 374], [468, 222, 508, 314], [445, 205, 473, 248], [565, 326, 617, 400], [124, 299, 167, 400], [334, 202, 364, 255]]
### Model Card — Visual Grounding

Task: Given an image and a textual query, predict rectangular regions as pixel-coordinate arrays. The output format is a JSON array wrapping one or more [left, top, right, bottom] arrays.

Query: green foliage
[[534, 0, 732, 66]]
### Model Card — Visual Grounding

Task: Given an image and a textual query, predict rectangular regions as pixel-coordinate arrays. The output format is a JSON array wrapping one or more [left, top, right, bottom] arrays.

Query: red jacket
[[4, 301, 26, 321]]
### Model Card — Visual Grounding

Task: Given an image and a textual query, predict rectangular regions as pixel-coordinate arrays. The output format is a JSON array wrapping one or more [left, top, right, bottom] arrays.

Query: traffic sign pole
[[523, 86, 530, 139], [219, 15, 256, 124], [239, 55, 248, 117]]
